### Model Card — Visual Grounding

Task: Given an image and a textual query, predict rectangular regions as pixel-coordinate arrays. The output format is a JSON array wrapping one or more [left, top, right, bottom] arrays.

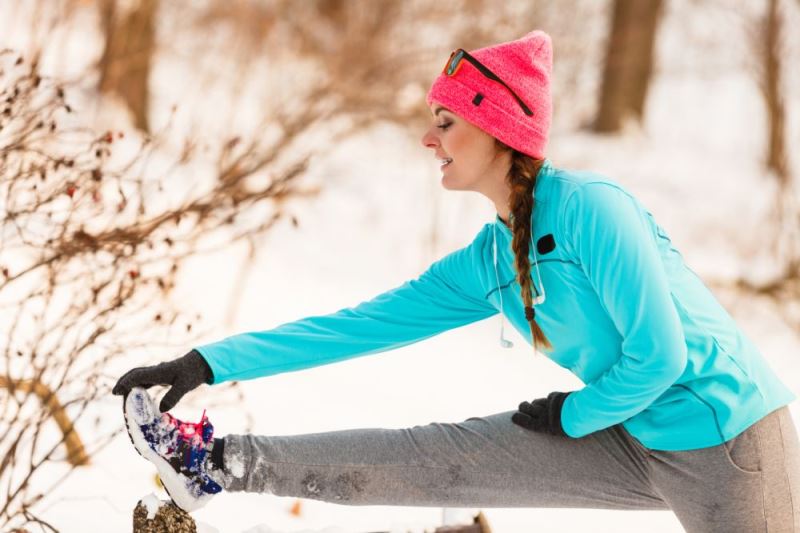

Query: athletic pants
[[212, 405, 800, 532]]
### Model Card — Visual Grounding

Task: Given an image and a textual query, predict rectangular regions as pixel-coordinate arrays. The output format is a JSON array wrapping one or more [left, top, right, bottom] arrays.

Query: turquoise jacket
[[196, 159, 795, 451]]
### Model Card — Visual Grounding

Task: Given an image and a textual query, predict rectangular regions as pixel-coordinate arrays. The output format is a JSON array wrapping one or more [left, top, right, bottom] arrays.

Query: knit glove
[[511, 391, 571, 437], [111, 349, 213, 412]]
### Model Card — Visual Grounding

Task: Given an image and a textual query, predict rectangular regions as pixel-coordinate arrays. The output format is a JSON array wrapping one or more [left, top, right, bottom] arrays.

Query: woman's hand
[[112, 349, 213, 412], [511, 391, 571, 437]]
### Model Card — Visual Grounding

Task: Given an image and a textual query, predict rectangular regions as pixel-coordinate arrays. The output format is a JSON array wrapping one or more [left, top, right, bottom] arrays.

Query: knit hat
[[426, 30, 553, 159]]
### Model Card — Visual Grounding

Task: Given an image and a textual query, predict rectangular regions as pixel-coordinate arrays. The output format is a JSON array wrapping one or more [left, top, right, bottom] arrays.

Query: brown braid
[[496, 139, 553, 353]]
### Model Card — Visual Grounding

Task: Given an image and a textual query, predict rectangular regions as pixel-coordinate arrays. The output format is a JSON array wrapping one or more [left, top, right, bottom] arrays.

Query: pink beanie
[[426, 30, 553, 159]]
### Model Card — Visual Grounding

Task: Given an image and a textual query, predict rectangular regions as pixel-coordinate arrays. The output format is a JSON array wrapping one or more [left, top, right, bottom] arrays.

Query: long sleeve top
[[195, 159, 795, 451]]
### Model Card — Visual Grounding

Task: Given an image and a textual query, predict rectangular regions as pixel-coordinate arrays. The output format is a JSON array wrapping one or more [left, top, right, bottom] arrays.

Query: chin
[[440, 174, 471, 192], [440, 178, 456, 190]]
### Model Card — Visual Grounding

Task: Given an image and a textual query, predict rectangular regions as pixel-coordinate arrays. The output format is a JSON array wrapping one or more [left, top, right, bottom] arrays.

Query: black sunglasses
[[443, 49, 534, 117]]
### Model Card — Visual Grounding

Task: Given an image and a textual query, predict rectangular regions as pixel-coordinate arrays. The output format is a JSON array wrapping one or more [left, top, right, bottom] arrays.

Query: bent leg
[[649, 405, 800, 532], [212, 410, 667, 509]]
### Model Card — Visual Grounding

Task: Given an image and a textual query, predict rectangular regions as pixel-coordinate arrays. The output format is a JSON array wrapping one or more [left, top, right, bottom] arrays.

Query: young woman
[[113, 30, 800, 531]]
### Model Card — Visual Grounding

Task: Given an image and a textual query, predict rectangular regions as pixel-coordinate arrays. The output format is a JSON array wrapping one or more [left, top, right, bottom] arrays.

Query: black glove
[[511, 391, 571, 437], [111, 349, 214, 412]]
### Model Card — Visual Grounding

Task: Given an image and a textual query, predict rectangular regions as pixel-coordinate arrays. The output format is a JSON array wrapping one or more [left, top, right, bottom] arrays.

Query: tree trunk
[[761, 0, 788, 183], [593, 0, 664, 133], [97, 0, 157, 133]]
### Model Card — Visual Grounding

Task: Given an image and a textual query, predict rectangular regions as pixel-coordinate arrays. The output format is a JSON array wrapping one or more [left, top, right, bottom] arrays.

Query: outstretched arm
[[195, 235, 498, 384]]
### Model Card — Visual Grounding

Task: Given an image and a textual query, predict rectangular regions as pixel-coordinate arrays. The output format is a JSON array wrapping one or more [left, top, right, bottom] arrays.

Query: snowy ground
[[3, 1, 800, 532]]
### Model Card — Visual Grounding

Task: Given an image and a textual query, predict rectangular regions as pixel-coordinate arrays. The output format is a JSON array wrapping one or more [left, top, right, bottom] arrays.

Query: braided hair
[[496, 139, 553, 353]]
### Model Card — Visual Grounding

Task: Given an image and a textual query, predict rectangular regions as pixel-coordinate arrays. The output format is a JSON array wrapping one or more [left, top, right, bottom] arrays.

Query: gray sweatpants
[[213, 405, 800, 532]]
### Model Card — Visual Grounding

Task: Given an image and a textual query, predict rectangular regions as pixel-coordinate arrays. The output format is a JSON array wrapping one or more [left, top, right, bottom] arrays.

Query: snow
[[1, 0, 799, 532], [227, 452, 246, 479], [140, 493, 163, 520], [241, 527, 345, 533], [196, 522, 221, 533]]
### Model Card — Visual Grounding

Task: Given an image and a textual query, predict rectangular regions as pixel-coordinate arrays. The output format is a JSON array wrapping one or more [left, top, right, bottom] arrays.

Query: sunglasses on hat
[[443, 49, 534, 117]]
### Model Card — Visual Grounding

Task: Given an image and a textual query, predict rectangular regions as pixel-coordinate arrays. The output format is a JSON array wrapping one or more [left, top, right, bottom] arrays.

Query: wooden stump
[[133, 497, 196, 533]]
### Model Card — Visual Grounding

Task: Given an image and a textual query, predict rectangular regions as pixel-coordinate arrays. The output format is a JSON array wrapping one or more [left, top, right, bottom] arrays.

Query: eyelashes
[[437, 122, 452, 130]]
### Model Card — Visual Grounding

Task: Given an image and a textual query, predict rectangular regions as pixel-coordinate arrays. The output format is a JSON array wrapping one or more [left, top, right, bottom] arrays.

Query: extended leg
[[211, 410, 667, 510]]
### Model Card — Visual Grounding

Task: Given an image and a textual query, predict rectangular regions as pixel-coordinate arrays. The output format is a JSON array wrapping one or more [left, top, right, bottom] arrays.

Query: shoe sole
[[122, 388, 213, 512]]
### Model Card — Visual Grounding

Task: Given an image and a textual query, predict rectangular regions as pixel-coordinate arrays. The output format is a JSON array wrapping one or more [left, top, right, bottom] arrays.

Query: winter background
[[1, 0, 799, 532]]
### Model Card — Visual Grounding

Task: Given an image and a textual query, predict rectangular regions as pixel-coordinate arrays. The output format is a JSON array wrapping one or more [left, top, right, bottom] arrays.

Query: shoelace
[[176, 409, 208, 442]]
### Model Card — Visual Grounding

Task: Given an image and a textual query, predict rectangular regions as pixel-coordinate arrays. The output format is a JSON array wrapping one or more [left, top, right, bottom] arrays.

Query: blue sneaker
[[123, 387, 222, 511]]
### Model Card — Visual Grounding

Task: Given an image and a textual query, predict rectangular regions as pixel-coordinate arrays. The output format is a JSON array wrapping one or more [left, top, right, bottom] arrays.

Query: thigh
[[428, 410, 667, 509], [648, 405, 800, 532]]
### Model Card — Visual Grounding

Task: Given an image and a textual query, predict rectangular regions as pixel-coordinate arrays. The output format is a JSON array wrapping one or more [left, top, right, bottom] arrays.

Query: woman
[[113, 30, 800, 531]]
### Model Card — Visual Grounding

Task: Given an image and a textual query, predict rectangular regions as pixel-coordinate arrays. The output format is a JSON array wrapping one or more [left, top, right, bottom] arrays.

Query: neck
[[494, 159, 546, 225], [487, 182, 512, 226], [494, 188, 513, 226]]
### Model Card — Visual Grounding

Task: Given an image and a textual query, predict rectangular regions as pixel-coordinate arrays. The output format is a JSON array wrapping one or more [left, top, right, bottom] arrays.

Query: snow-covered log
[[133, 495, 196, 533]]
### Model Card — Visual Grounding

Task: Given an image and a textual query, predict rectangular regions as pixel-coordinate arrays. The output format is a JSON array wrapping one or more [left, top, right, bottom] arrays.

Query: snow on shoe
[[123, 387, 222, 512]]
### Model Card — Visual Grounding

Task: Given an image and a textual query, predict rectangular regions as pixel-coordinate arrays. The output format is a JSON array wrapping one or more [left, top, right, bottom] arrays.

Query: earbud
[[499, 331, 514, 349], [531, 232, 546, 306]]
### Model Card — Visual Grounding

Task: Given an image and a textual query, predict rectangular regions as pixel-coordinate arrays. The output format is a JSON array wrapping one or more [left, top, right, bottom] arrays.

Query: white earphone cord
[[492, 221, 546, 350]]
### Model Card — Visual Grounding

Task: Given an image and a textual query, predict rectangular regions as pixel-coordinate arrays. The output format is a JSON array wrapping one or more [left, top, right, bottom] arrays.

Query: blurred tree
[[593, 0, 663, 132], [733, 0, 800, 332], [0, 50, 322, 531], [98, 0, 157, 133], [760, 0, 788, 183]]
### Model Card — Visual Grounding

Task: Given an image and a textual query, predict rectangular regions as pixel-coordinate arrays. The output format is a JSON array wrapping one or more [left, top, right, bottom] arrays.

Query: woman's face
[[420, 102, 511, 195]]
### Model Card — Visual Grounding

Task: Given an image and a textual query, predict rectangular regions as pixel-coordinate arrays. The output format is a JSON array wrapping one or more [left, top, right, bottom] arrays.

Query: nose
[[421, 126, 439, 149]]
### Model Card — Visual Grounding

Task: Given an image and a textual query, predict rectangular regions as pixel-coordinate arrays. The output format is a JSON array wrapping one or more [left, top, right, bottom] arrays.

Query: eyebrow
[[433, 106, 450, 117]]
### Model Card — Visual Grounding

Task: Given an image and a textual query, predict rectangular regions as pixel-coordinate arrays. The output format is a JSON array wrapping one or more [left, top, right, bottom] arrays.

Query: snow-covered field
[[3, 1, 800, 531]]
